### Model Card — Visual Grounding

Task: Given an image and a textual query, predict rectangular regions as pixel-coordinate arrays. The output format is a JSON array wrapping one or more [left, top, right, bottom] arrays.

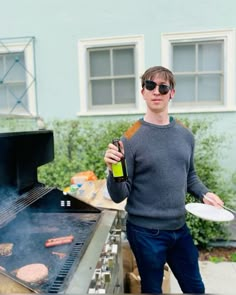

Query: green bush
[[230, 252, 236, 262], [38, 119, 133, 188], [38, 117, 235, 248], [183, 118, 234, 247]]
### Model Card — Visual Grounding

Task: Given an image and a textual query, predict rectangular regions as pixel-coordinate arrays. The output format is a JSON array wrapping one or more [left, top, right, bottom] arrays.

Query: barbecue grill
[[0, 130, 121, 294]]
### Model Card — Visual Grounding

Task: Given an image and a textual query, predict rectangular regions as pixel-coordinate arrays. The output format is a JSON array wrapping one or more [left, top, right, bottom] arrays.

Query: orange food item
[[70, 170, 97, 184], [45, 235, 74, 247]]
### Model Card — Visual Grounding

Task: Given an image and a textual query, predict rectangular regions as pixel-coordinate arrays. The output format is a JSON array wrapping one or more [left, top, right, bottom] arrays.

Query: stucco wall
[[0, 0, 236, 119], [0, 0, 236, 177]]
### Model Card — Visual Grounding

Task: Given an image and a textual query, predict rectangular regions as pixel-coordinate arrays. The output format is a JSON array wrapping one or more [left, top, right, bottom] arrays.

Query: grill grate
[[0, 187, 101, 293], [0, 186, 54, 227], [48, 242, 84, 293]]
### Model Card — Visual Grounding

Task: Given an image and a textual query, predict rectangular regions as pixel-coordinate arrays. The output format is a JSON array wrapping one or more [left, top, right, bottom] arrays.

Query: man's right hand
[[104, 141, 124, 171]]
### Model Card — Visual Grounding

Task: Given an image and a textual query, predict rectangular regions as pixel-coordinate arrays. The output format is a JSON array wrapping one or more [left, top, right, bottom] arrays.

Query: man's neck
[[144, 112, 170, 125]]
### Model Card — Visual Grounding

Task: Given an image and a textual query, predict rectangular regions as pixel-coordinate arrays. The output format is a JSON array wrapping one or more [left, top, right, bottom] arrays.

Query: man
[[104, 66, 223, 294]]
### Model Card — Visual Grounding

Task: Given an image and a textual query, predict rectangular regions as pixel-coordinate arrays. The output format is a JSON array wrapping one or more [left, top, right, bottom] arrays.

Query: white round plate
[[185, 203, 234, 222]]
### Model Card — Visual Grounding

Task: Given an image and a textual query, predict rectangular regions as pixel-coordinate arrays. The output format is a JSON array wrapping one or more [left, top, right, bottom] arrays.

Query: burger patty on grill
[[16, 263, 48, 283]]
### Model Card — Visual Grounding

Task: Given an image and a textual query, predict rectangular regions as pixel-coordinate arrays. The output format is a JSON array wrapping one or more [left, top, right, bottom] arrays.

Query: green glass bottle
[[111, 139, 128, 182]]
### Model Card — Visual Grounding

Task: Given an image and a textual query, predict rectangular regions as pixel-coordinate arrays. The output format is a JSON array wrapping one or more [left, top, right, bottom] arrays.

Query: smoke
[[0, 186, 19, 209]]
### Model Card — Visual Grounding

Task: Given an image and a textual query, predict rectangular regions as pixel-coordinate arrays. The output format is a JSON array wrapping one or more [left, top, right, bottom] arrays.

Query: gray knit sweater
[[106, 118, 209, 230]]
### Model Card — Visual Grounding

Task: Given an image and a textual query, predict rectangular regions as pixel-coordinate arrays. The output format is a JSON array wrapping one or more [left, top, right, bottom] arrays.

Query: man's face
[[141, 75, 175, 113]]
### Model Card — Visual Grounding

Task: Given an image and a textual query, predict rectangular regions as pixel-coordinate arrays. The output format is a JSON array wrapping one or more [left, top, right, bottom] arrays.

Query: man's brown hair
[[141, 66, 176, 89]]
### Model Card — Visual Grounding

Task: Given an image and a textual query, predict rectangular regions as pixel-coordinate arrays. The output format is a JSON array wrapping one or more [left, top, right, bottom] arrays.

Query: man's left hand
[[203, 192, 224, 208]]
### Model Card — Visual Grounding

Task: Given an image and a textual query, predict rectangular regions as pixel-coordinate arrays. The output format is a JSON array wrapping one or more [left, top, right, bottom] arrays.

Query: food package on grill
[[71, 170, 97, 185]]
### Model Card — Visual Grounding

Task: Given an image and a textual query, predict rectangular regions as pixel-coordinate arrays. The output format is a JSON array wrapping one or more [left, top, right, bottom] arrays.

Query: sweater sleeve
[[187, 141, 209, 200]]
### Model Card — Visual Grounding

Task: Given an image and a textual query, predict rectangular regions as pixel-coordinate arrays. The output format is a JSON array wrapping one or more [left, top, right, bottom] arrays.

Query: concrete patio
[[170, 261, 236, 294]]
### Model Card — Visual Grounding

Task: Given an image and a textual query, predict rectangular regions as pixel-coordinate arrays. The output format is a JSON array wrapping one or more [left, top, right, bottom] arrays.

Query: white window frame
[[0, 38, 37, 116], [78, 35, 145, 116], [161, 29, 236, 113]]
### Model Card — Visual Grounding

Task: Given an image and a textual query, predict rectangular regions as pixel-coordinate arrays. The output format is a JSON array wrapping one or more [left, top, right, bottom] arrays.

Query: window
[[78, 35, 145, 116], [162, 30, 236, 113], [88, 47, 135, 108], [0, 37, 37, 116]]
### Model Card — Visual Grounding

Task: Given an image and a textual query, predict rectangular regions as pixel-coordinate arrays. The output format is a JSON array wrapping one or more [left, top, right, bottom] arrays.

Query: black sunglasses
[[144, 80, 171, 94]]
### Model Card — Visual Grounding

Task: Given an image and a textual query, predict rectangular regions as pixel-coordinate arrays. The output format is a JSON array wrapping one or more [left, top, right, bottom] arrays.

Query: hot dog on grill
[[45, 235, 74, 247]]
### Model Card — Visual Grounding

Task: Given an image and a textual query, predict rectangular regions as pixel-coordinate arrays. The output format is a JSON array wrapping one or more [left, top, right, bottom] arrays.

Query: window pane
[[90, 50, 110, 77], [198, 75, 222, 102], [198, 43, 222, 71], [0, 37, 36, 116], [0, 84, 27, 113], [113, 48, 134, 75], [5, 53, 25, 81], [174, 76, 195, 102], [7, 83, 28, 106], [91, 80, 112, 105], [114, 78, 135, 104], [173, 45, 195, 72], [11, 102, 29, 115]]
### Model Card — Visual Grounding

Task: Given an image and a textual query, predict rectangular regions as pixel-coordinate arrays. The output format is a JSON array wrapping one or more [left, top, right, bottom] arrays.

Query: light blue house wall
[[0, 0, 236, 177], [1, 0, 236, 119]]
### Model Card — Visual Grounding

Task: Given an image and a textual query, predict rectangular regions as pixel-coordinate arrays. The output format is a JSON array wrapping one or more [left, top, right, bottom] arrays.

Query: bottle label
[[112, 162, 124, 177]]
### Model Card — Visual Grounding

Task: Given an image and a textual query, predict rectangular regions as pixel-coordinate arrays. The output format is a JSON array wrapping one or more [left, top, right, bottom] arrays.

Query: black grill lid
[[0, 130, 54, 193]]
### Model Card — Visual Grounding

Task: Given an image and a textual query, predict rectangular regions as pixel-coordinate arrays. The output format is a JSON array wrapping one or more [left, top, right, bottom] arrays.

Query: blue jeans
[[126, 221, 205, 294]]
